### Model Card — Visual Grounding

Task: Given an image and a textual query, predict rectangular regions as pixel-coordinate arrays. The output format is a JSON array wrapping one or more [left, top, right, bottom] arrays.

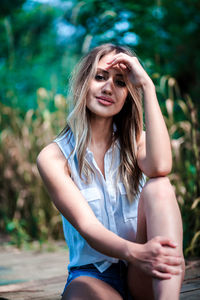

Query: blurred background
[[0, 0, 199, 257]]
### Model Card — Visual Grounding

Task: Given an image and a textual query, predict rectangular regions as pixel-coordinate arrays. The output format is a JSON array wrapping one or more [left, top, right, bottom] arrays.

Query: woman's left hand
[[106, 53, 153, 89]]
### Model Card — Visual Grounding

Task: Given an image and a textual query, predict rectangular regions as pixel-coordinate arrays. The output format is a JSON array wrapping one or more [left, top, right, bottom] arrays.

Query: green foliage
[[63, 0, 200, 105], [5, 219, 31, 248], [1, 0, 200, 111], [0, 90, 68, 245], [0, 0, 25, 17], [0, 1, 78, 110], [155, 75, 200, 256]]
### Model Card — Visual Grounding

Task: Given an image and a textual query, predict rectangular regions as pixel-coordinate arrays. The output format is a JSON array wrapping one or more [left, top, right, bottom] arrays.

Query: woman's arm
[[106, 55, 172, 177], [37, 143, 131, 258], [137, 82, 172, 177], [37, 143, 129, 258], [37, 142, 181, 278]]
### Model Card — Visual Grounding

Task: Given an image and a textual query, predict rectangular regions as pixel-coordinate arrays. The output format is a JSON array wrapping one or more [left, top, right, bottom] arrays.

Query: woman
[[37, 44, 184, 300]]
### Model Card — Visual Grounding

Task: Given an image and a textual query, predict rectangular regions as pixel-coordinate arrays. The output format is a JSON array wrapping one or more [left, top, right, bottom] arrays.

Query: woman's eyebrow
[[97, 68, 123, 77]]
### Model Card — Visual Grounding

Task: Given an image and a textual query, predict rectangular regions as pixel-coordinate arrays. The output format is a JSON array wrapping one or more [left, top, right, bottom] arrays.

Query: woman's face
[[86, 51, 128, 119]]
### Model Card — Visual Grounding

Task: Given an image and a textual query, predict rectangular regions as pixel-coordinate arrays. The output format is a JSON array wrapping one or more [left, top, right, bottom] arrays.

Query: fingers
[[162, 247, 182, 259], [153, 263, 183, 279], [154, 236, 178, 248], [164, 256, 183, 266], [150, 259, 183, 279], [152, 269, 172, 279], [151, 267, 180, 279], [106, 54, 133, 71], [145, 237, 183, 279], [152, 236, 183, 261], [119, 63, 127, 70], [134, 237, 183, 279], [105, 53, 151, 88], [158, 263, 182, 274], [148, 261, 183, 279]]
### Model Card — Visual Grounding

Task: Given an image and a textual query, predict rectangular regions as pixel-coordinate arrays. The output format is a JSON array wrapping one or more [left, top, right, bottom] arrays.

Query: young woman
[[37, 44, 184, 300]]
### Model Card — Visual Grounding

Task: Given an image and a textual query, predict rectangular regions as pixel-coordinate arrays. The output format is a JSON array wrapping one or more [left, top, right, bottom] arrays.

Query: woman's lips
[[96, 96, 114, 106]]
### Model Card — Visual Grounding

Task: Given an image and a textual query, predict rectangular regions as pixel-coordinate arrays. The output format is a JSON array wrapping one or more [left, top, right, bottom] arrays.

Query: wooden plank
[[0, 274, 66, 299], [181, 278, 200, 293], [0, 244, 200, 299], [0, 243, 67, 299], [180, 289, 200, 300], [0, 244, 68, 284], [180, 260, 200, 299]]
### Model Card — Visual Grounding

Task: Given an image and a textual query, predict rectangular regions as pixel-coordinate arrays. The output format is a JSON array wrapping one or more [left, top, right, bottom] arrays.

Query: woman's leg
[[127, 176, 185, 300], [62, 276, 123, 300]]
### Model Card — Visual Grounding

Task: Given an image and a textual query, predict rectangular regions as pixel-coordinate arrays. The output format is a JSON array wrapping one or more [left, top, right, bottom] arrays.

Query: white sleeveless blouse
[[54, 130, 146, 272]]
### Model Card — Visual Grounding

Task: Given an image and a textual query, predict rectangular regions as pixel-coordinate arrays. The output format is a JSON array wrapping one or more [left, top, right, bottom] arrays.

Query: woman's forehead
[[97, 51, 123, 74]]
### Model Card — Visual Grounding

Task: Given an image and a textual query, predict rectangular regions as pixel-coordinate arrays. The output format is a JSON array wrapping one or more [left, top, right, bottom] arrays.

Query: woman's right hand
[[129, 236, 183, 279]]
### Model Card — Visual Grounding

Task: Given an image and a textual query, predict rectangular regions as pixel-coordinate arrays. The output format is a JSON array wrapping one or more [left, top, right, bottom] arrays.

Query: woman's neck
[[89, 116, 113, 150]]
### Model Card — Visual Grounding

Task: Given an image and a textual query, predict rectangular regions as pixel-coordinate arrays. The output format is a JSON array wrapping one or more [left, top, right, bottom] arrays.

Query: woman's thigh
[[62, 276, 123, 300]]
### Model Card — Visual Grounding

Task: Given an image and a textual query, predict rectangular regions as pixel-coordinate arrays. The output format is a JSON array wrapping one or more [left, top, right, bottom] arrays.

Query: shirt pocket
[[80, 187, 102, 221], [118, 182, 138, 222]]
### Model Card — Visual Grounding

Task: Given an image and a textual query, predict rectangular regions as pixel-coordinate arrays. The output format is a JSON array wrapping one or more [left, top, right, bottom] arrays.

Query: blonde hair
[[60, 44, 144, 202]]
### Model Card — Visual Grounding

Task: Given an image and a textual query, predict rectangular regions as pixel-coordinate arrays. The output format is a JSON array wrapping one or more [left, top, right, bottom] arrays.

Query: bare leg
[[62, 276, 123, 300], [128, 176, 185, 300]]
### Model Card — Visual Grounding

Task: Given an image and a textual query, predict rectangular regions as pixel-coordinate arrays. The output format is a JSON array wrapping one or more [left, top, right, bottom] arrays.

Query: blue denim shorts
[[62, 261, 133, 299]]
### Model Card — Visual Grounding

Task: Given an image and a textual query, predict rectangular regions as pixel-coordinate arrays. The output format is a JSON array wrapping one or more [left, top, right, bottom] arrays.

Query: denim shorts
[[62, 261, 133, 299]]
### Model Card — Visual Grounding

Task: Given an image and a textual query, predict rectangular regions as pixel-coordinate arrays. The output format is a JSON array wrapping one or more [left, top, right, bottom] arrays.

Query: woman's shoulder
[[37, 141, 71, 177], [37, 142, 65, 168], [37, 128, 74, 171], [53, 129, 75, 160], [54, 128, 74, 148], [36, 142, 71, 187]]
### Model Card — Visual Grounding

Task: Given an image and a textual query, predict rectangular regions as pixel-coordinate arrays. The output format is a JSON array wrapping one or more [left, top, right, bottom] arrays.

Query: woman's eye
[[116, 80, 126, 87], [95, 74, 105, 81]]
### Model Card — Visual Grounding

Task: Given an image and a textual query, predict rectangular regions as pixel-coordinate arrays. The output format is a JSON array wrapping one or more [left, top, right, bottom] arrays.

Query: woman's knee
[[136, 177, 175, 243], [139, 176, 182, 228], [141, 176, 175, 203]]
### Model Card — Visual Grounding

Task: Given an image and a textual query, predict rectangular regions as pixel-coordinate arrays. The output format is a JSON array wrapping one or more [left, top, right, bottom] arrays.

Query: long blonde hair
[[60, 44, 144, 202]]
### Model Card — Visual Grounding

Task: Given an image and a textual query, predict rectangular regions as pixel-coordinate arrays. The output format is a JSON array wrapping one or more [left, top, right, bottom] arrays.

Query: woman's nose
[[102, 78, 114, 95]]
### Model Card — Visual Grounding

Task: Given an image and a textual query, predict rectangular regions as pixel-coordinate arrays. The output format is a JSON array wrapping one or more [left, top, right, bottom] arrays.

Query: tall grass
[[156, 75, 200, 256], [0, 89, 67, 246], [0, 81, 199, 256]]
